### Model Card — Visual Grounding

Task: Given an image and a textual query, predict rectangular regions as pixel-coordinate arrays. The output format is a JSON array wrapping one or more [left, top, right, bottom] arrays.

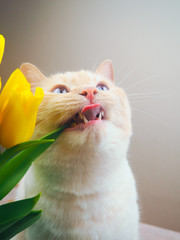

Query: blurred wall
[[0, 0, 180, 232]]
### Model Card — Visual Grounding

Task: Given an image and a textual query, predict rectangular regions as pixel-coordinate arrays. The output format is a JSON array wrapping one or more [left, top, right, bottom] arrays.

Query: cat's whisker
[[44, 99, 81, 104], [56, 111, 72, 127], [54, 101, 83, 107], [92, 55, 103, 74], [36, 111, 62, 127], [116, 56, 130, 82], [37, 108, 74, 129], [130, 100, 161, 103], [128, 92, 174, 102], [39, 101, 83, 110], [132, 107, 167, 126], [128, 91, 163, 97], [129, 96, 162, 100]]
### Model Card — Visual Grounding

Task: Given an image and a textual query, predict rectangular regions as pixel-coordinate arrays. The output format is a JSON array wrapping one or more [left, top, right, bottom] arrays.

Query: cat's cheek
[[108, 112, 132, 139]]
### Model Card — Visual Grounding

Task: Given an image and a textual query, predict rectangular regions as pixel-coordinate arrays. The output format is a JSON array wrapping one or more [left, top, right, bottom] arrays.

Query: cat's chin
[[57, 119, 108, 150]]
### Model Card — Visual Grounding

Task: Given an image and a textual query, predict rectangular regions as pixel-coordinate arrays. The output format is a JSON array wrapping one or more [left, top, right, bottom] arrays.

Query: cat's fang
[[82, 115, 88, 123], [79, 112, 83, 120], [98, 112, 102, 120]]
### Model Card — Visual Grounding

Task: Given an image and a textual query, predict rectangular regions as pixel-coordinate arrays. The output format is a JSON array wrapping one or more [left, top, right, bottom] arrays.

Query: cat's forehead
[[49, 70, 108, 89]]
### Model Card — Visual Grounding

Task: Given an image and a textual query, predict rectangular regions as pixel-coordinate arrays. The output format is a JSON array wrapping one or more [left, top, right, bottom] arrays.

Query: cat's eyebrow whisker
[[123, 73, 162, 91], [41, 67, 50, 78], [117, 52, 147, 87], [116, 56, 130, 82]]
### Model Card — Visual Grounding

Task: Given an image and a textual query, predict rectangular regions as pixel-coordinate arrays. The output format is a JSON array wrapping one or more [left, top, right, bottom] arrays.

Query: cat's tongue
[[81, 104, 101, 121]]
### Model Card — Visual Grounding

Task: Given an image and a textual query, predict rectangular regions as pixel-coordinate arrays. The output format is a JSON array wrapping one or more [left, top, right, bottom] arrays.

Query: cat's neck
[[26, 122, 131, 197], [26, 137, 130, 197]]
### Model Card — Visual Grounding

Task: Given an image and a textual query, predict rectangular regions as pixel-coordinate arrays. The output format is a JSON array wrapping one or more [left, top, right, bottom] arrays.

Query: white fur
[[15, 121, 139, 240], [15, 62, 139, 240]]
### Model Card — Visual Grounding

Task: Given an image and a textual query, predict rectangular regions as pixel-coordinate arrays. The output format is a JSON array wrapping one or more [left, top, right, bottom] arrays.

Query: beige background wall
[[0, 0, 180, 232]]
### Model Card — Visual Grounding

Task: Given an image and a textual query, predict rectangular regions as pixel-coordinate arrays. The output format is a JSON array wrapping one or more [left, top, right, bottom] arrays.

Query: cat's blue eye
[[52, 86, 68, 94], [96, 83, 109, 91]]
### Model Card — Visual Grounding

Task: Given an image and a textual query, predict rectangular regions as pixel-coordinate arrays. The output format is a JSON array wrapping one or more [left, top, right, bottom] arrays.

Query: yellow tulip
[[0, 35, 5, 91], [0, 34, 5, 64], [0, 69, 44, 148]]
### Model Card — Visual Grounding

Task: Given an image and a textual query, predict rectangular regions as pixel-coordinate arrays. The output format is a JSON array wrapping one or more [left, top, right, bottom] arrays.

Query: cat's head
[[20, 60, 132, 152]]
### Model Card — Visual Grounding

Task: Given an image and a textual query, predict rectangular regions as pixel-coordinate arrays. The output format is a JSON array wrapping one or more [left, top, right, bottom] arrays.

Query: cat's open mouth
[[67, 104, 105, 129]]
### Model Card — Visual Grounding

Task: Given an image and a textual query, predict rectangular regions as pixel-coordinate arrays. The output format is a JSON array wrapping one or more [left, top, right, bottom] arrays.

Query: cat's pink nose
[[80, 87, 97, 103]]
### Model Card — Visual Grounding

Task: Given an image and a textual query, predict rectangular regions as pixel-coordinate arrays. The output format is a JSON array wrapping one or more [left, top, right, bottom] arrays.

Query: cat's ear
[[95, 59, 114, 81], [20, 63, 46, 90]]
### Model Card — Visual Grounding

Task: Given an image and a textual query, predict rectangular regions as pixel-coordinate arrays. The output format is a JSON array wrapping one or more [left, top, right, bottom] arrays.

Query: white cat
[[15, 60, 139, 240]]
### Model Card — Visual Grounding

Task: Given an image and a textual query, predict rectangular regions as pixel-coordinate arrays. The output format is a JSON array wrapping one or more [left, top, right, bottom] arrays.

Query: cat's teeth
[[79, 112, 83, 120], [82, 115, 88, 123], [98, 112, 102, 120], [101, 111, 104, 117], [70, 122, 77, 127], [78, 112, 88, 123]]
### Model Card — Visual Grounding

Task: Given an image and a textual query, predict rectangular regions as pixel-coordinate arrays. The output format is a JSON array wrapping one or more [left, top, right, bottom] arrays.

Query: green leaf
[[0, 194, 40, 233], [0, 124, 68, 200], [0, 210, 42, 240], [0, 218, 18, 235], [0, 142, 49, 200], [0, 193, 40, 226], [0, 139, 54, 169], [39, 123, 68, 141]]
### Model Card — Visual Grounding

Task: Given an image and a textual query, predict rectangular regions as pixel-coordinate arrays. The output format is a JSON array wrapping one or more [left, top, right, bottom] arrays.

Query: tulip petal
[[22, 88, 44, 141], [0, 35, 5, 64], [0, 69, 29, 111], [0, 69, 30, 111], [0, 68, 44, 148], [0, 90, 25, 148], [0, 78, 1, 124], [0, 87, 43, 148]]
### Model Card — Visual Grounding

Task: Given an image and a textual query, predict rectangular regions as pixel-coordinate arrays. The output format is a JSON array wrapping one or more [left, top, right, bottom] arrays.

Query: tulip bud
[[0, 69, 44, 148]]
